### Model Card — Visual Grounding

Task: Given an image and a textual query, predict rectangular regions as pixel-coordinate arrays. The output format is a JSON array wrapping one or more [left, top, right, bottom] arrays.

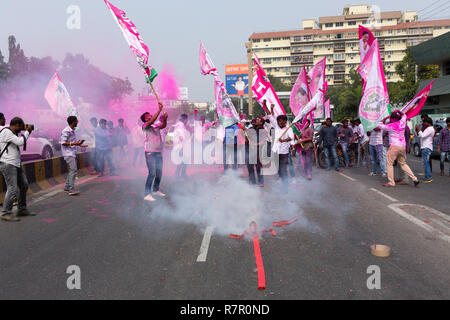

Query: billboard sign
[[225, 64, 249, 96]]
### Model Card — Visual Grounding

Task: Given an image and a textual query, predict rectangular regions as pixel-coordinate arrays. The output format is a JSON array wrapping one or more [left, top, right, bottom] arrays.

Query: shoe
[[307, 176, 312, 180], [440, 171, 444, 176], [259, 184, 264, 188], [144, 194, 156, 202], [17, 209, 36, 217], [1, 214, 20, 222], [414, 180, 420, 187], [369, 172, 376, 176], [64, 188, 70, 193], [382, 183, 395, 187], [423, 179, 433, 183], [68, 190, 81, 196], [154, 191, 166, 197], [382, 173, 387, 178]]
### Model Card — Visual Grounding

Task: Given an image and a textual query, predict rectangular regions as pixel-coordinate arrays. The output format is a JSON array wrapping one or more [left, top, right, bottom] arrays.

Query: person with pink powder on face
[[377, 110, 419, 188]]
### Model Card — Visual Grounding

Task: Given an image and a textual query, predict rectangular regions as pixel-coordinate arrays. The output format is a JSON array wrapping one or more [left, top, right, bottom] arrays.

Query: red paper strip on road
[[272, 218, 298, 227], [252, 235, 266, 290]]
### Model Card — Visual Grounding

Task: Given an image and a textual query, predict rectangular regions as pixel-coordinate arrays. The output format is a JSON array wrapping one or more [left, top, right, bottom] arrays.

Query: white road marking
[[197, 226, 214, 262], [388, 203, 450, 244], [370, 188, 399, 202], [338, 172, 356, 181], [30, 176, 98, 205]]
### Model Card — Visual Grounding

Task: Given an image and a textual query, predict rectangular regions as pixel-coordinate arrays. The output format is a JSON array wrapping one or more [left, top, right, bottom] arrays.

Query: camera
[[25, 124, 35, 131]]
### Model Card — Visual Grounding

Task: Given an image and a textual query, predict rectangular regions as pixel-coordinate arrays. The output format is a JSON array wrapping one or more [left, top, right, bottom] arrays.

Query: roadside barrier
[[0, 152, 92, 204]]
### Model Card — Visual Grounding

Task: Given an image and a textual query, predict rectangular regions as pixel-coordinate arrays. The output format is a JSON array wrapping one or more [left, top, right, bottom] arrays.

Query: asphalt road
[[0, 155, 449, 300]]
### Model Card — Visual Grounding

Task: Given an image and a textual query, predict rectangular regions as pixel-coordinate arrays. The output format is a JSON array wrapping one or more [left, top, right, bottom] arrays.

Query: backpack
[[0, 127, 20, 160]]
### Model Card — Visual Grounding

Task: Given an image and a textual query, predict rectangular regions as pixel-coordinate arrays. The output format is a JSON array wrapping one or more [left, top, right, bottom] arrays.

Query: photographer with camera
[[61, 116, 88, 196], [0, 117, 35, 222]]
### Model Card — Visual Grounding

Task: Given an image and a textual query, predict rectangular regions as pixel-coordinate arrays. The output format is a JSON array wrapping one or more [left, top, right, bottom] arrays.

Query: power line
[[418, 0, 444, 13], [421, 1, 450, 20]]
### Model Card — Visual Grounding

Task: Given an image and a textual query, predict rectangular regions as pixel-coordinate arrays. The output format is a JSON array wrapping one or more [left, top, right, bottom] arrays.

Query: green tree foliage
[[0, 36, 133, 107], [326, 68, 362, 121]]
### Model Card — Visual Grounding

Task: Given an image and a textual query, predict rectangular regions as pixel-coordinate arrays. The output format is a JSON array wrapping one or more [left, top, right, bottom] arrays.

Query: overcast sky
[[0, 0, 446, 102]]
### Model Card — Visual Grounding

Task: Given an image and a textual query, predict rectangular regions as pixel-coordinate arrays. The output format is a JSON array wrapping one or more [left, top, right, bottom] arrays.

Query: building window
[[336, 22, 344, 27], [335, 33, 343, 39], [273, 37, 281, 41], [263, 38, 271, 42], [253, 39, 260, 43], [334, 53, 345, 61], [283, 37, 290, 40], [304, 35, 312, 41], [325, 23, 333, 28], [348, 21, 356, 26]]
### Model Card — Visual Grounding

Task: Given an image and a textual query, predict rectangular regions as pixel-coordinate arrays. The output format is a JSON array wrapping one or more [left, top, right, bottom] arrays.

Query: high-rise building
[[248, 5, 450, 86]]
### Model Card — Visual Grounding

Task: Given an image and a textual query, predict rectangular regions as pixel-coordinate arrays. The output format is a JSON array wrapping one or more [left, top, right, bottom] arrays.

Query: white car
[[21, 135, 56, 161]]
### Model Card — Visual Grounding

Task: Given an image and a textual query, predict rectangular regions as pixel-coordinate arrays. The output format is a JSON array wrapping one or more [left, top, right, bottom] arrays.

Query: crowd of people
[[0, 106, 449, 220]]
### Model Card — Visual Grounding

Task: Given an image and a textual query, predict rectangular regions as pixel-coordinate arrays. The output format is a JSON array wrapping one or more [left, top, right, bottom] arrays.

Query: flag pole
[[279, 122, 295, 140], [148, 81, 166, 114]]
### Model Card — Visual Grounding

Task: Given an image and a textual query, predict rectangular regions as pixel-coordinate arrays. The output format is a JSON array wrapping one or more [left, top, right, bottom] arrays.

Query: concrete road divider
[[0, 152, 92, 203]]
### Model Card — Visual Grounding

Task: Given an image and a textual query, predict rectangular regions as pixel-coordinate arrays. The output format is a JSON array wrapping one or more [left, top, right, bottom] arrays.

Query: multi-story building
[[248, 5, 450, 86]]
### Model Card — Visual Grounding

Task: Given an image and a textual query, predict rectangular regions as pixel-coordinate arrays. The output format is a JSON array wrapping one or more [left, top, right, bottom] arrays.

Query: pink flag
[[104, 0, 157, 81], [199, 42, 239, 128], [290, 66, 309, 117], [357, 39, 390, 131], [324, 99, 331, 119], [308, 57, 326, 98], [293, 81, 328, 124], [252, 54, 286, 116], [359, 25, 375, 63], [401, 80, 435, 119], [44, 72, 77, 118]]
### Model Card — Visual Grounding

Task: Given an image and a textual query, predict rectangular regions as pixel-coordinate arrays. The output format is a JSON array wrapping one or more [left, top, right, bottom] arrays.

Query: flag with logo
[[44, 72, 77, 118], [199, 42, 239, 128], [357, 39, 390, 131], [252, 54, 286, 116], [104, 0, 157, 82]]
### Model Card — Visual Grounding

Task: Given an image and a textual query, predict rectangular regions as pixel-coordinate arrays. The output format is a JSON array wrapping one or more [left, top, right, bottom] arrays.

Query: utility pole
[[245, 42, 253, 117]]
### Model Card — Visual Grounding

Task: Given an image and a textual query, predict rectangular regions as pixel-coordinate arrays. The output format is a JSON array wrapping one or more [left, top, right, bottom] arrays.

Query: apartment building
[[248, 5, 450, 86]]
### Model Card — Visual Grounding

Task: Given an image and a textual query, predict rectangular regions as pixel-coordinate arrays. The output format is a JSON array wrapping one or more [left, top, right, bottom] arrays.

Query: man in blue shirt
[[94, 119, 116, 177]]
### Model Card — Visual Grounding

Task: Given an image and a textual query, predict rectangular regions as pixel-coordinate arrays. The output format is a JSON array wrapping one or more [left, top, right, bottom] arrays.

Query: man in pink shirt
[[141, 103, 168, 202], [377, 111, 419, 188]]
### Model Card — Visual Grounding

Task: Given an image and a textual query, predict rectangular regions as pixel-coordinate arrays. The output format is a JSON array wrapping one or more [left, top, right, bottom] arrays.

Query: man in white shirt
[[355, 119, 369, 167], [267, 104, 295, 192], [416, 117, 435, 183], [0, 117, 34, 221], [61, 116, 87, 196], [368, 128, 386, 176]]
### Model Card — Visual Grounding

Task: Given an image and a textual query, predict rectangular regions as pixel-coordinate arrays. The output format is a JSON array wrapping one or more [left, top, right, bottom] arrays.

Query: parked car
[[21, 131, 57, 161], [411, 122, 446, 157]]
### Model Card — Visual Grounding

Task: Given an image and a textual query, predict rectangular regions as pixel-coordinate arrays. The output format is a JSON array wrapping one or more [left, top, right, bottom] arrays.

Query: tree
[[326, 68, 362, 120], [0, 50, 9, 80], [8, 35, 29, 77]]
